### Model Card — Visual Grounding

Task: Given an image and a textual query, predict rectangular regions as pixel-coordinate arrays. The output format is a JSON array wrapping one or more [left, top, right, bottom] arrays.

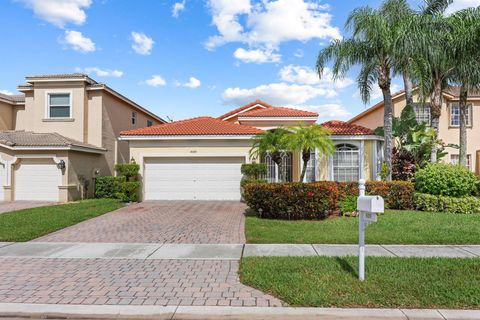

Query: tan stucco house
[[120, 101, 383, 201], [0, 73, 164, 202], [349, 86, 480, 175]]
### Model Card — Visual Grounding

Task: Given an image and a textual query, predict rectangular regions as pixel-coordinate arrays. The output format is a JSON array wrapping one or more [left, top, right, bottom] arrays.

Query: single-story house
[[120, 101, 384, 201]]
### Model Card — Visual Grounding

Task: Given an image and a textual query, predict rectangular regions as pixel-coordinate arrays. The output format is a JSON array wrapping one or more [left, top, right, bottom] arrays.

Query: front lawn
[[0, 199, 122, 242], [246, 210, 480, 244], [240, 256, 480, 308]]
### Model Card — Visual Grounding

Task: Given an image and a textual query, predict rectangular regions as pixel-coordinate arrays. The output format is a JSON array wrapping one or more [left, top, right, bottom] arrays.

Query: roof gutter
[[0, 144, 107, 154]]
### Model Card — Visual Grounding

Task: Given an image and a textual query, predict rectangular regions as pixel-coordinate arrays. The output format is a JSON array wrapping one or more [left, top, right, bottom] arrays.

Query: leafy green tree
[[317, 1, 405, 181], [250, 128, 290, 182], [284, 124, 334, 182]]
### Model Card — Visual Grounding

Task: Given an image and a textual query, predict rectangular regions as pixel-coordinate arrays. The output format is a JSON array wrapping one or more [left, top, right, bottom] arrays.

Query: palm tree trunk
[[430, 82, 442, 163], [403, 72, 414, 106], [382, 86, 394, 181], [299, 150, 311, 182], [459, 85, 468, 167]]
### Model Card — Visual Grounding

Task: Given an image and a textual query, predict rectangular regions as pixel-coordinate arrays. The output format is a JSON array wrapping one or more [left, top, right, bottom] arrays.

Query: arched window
[[262, 152, 293, 183], [333, 144, 360, 182]]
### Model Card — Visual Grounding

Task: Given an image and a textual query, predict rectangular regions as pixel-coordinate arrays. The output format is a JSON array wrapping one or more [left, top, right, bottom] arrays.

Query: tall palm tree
[[449, 7, 480, 166], [317, 1, 403, 181], [399, 9, 455, 162], [284, 124, 334, 182], [249, 128, 290, 182]]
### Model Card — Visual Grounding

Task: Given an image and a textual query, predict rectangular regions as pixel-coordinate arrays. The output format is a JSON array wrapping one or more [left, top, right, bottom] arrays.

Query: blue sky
[[0, 0, 478, 122]]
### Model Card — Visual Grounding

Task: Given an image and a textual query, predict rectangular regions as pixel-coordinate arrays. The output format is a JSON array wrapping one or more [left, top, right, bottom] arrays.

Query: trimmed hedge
[[95, 176, 125, 199], [336, 181, 414, 210], [415, 193, 480, 214], [415, 163, 478, 197], [243, 182, 339, 220]]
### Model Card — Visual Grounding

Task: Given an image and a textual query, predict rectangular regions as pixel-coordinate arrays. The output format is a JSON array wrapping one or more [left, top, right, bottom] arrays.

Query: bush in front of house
[[339, 195, 358, 216], [240, 163, 267, 189], [95, 163, 141, 202], [95, 176, 125, 199], [415, 193, 480, 214], [415, 163, 478, 197], [336, 181, 414, 210], [243, 182, 339, 220]]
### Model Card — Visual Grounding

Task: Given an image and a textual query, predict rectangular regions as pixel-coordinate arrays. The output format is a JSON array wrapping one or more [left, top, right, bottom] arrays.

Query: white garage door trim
[[0, 163, 4, 201], [14, 159, 61, 201], [143, 155, 246, 201]]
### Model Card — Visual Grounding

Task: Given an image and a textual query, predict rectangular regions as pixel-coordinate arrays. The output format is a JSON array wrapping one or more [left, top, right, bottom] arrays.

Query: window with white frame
[[131, 112, 137, 125], [262, 152, 293, 183], [412, 103, 431, 125], [47, 93, 71, 118], [450, 154, 472, 170], [304, 149, 316, 182], [450, 104, 472, 127], [333, 144, 360, 182]]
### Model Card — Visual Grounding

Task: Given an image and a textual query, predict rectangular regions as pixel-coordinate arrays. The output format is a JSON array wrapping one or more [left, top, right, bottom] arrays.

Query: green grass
[[0, 199, 122, 242], [246, 210, 480, 244], [240, 256, 480, 308]]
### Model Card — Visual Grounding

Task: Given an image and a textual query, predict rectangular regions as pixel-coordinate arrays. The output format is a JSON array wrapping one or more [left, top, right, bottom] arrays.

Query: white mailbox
[[357, 196, 384, 214]]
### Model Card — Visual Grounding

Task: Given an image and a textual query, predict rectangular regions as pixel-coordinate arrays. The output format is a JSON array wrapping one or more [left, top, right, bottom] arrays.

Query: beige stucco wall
[[350, 92, 480, 173], [14, 82, 88, 142], [0, 101, 13, 130], [67, 151, 102, 201]]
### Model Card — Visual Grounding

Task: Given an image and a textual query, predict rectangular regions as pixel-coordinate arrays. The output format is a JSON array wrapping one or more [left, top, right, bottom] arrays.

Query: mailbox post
[[357, 179, 384, 281]]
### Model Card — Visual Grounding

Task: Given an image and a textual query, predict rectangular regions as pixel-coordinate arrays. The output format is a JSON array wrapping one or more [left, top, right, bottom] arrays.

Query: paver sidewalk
[[0, 242, 478, 259]]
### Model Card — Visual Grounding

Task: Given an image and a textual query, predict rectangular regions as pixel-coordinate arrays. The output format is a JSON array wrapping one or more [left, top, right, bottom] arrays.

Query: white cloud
[[18, 0, 91, 28], [292, 103, 351, 121], [0, 89, 14, 95], [279, 65, 354, 88], [182, 77, 201, 88], [172, 0, 186, 17], [445, 0, 480, 14], [233, 48, 281, 64], [145, 75, 167, 87], [62, 30, 95, 53], [75, 67, 123, 78], [131, 32, 154, 55], [205, 0, 341, 51], [222, 83, 337, 106]]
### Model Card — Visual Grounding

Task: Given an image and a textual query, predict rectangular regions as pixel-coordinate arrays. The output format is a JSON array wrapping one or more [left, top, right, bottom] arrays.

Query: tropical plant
[[317, 0, 409, 181], [284, 124, 334, 182], [448, 7, 480, 166], [250, 128, 290, 182]]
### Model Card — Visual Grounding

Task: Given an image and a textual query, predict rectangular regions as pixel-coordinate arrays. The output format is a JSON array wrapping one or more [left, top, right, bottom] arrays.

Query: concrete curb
[[0, 304, 479, 320]]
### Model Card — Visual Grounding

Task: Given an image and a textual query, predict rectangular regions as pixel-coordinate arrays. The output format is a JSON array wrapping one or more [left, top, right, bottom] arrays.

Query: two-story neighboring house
[[349, 86, 480, 175], [0, 73, 165, 202]]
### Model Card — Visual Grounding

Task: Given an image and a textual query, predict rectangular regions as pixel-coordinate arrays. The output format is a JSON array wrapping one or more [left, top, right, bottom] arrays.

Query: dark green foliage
[[339, 195, 358, 215], [95, 176, 125, 199], [115, 163, 140, 180], [243, 182, 339, 220], [241, 163, 267, 179], [415, 192, 480, 214], [415, 163, 478, 197]]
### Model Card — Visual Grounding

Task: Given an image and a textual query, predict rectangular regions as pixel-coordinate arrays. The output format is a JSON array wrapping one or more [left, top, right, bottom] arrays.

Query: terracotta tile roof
[[444, 85, 480, 97], [218, 100, 274, 120], [121, 117, 263, 136], [321, 120, 374, 135], [239, 106, 318, 118], [0, 131, 105, 151]]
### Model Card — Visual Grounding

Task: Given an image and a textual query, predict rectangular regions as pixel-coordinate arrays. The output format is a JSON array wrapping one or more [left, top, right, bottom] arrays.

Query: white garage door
[[0, 163, 4, 201], [144, 157, 245, 200], [15, 159, 61, 201]]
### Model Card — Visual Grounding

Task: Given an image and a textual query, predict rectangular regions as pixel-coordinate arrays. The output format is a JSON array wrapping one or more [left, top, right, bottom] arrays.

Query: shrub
[[392, 148, 416, 181], [243, 182, 339, 220], [115, 163, 140, 181], [336, 181, 414, 210], [415, 163, 478, 197], [415, 193, 480, 214], [118, 181, 140, 202], [339, 195, 358, 216], [241, 163, 267, 179], [95, 176, 125, 199]]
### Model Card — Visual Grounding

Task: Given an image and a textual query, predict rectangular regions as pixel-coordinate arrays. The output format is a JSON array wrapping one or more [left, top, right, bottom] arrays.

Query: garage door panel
[[15, 159, 60, 201], [0, 163, 4, 200], [144, 157, 244, 201]]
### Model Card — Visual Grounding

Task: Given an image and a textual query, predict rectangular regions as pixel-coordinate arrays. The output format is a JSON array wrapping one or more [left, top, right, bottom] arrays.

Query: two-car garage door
[[144, 157, 244, 200]]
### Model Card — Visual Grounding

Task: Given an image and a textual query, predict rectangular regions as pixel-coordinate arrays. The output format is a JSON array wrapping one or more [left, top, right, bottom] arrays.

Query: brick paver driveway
[[0, 258, 282, 307], [35, 201, 246, 244]]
